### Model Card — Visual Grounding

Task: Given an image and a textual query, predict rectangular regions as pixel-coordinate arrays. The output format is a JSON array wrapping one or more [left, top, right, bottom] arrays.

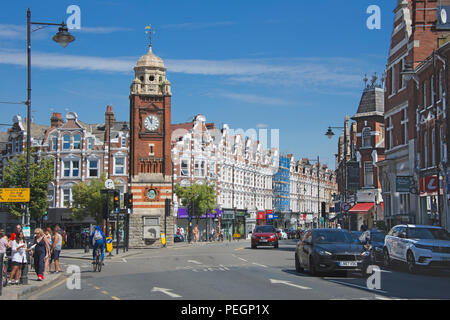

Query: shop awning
[[349, 203, 374, 214]]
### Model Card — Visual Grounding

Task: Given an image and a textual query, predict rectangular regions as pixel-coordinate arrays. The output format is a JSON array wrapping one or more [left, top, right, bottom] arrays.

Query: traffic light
[[113, 190, 120, 213], [124, 192, 133, 210]]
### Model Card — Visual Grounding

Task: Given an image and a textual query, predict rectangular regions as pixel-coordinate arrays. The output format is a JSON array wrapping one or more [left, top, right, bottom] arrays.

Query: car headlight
[[374, 247, 383, 252], [414, 244, 433, 250], [318, 250, 332, 256], [270, 235, 277, 239], [361, 251, 371, 256]]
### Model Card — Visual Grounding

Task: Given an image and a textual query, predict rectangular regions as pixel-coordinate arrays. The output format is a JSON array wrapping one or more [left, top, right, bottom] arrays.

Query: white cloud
[[71, 26, 133, 34], [219, 92, 292, 106]]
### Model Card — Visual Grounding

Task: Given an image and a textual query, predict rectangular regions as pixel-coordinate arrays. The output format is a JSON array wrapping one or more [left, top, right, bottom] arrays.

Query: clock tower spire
[[128, 29, 173, 248]]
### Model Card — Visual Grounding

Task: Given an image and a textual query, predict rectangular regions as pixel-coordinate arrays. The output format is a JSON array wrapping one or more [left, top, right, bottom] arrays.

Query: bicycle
[[93, 247, 102, 272]]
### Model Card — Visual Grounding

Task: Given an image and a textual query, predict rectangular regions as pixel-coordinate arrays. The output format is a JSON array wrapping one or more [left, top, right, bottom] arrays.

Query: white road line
[[122, 258, 127, 263], [252, 262, 267, 268], [238, 257, 248, 262], [270, 279, 311, 290], [187, 260, 203, 265], [151, 287, 182, 298], [326, 279, 388, 294]]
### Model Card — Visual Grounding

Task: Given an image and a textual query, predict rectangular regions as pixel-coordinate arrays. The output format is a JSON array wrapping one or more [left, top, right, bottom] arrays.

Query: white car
[[384, 224, 450, 273]]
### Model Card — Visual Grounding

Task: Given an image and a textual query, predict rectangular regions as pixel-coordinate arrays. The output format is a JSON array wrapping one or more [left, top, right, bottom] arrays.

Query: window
[[62, 160, 80, 177], [431, 76, 435, 106], [51, 136, 57, 151], [401, 59, 406, 89], [441, 126, 445, 162], [87, 137, 93, 150], [63, 135, 70, 150], [180, 160, 189, 176], [122, 137, 126, 147], [73, 134, 81, 150], [431, 128, 435, 166], [362, 127, 371, 148], [401, 109, 408, 145], [114, 157, 125, 175], [439, 69, 443, 101], [391, 66, 396, 95], [423, 131, 428, 168], [387, 117, 393, 149], [194, 160, 205, 177], [364, 162, 374, 187], [62, 188, 72, 207], [209, 161, 216, 175], [400, 194, 410, 215], [423, 81, 427, 107], [88, 160, 99, 177]]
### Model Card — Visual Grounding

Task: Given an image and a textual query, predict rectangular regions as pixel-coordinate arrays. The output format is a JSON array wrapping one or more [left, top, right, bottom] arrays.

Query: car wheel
[[407, 251, 417, 274], [251, 244, 256, 249], [309, 256, 317, 276], [295, 253, 304, 273], [383, 248, 391, 268]]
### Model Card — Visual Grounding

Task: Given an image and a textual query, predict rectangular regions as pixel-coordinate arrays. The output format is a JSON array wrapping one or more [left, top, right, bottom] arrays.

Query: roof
[[23, 122, 51, 140], [352, 87, 384, 119]]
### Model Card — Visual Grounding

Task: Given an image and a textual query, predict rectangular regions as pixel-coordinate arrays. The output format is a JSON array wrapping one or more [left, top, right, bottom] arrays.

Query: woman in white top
[[9, 231, 27, 285]]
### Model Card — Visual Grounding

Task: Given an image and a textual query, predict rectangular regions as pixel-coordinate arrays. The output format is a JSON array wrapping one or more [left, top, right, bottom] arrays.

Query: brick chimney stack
[[105, 105, 116, 125], [50, 112, 64, 127]]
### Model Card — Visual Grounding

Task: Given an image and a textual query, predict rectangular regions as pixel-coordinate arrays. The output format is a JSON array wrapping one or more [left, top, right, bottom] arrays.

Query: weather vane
[[145, 25, 154, 48]]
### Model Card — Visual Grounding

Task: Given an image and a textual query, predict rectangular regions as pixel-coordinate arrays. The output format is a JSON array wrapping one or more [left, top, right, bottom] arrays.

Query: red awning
[[349, 203, 374, 214]]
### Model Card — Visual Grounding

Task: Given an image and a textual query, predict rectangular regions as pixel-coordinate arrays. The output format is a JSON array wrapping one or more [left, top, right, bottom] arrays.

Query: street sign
[[23, 226, 30, 238], [106, 237, 113, 253], [104, 179, 115, 190], [109, 213, 126, 221], [396, 176, 412, 193], [273, 214, 279, 219], [0, 188, 30, 202]]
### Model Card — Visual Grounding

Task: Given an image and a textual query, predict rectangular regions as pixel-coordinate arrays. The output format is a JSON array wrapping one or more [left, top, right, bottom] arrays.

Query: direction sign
[[0, 188, 30, 202]]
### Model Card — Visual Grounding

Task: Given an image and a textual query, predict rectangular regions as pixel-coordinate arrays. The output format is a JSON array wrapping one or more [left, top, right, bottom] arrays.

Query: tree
[[71, 174, 111, 225], [174, 183, 216, 223], [1, 151, 54, 221]]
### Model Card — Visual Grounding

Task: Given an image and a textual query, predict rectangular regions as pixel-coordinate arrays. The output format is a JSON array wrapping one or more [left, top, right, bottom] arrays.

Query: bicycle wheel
[[93, 253, 98, 272], [97, 255, 102, 272]]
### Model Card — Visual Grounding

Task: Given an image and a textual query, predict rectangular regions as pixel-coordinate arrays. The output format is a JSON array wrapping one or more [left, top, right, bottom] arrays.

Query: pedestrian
[[0, 229, 9, 257], [31, 228, 49, 281], [50, 225, 62, 273], [44, 227, 53, 275], [9, 224, 22, 242], [90, 226, 106, 265], [8, 230, 27, 285], [193, 225, 199, 243]]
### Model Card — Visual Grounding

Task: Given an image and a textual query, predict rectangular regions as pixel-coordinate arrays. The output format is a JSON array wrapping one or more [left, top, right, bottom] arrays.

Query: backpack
[[93, 230, 103, 242]]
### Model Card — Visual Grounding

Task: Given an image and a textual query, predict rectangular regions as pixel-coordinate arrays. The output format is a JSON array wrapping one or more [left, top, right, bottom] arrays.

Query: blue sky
[[0, 0, 394, 168]]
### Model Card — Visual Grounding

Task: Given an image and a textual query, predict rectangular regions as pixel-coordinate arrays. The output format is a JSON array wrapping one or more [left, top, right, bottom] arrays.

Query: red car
[[251, 225, 279, 249]]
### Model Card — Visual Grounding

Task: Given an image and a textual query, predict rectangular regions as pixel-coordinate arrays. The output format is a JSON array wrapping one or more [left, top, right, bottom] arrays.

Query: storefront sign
[[257, 211, 266, 220], [420, 176, 439, 195], [267, 214, 274, 220], [396, 176, 412, 193]]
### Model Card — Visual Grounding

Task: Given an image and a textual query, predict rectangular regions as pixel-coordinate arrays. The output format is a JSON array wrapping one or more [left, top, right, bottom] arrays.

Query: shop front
[[176, 208, 223, 241], [233, 210, 247, 240], [419, 175, 445, 227]]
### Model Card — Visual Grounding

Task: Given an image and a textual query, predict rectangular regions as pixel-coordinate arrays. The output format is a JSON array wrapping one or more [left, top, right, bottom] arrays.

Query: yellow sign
[[161, 233, 166, 246], [0, 188, 30, 202], [105, 237, 113, 253], [233, 233, 241, 238]]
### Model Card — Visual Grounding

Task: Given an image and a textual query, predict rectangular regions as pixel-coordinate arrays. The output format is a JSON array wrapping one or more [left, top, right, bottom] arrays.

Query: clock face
[[147, 189, 157, 200], [144, 115, 160, 131]]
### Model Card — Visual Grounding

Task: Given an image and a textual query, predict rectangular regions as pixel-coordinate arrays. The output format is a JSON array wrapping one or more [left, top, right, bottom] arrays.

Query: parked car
[[359, 229, 386, 264], [174, 234, 184, 243], [295, 228, 370, 277], [283, 228, 296, 239], [251, 225, 279, 249], [384, 224, 450, 273], [350, 231, 363, 243]]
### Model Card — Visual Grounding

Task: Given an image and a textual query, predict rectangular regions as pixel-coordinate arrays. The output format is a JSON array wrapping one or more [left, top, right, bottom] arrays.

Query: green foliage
[[71, 174, 111, 224], [174, 183, 216, 221], [1, 150, 54, 221]]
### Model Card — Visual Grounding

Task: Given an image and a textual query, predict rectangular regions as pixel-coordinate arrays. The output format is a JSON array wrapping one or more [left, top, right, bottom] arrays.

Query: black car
[[359, 229, 386, 264], [295, 229, 371, 277]]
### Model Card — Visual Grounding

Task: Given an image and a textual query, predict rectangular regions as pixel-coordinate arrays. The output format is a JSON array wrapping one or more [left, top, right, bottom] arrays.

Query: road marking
[[270, 279, 311, 290], [111, 296, 120, 300], [28, 276, 68, 300], [101, 290, 109, 295], [326, 279, 388, 294], [122, 258, 127, 263], [188, 260, 203, 265], [252, 262, 267, 268], [94, 286, 100, 290], [151, 287, 182, 298], [238, 257, 248, 262], [234, 247, 244, 251]]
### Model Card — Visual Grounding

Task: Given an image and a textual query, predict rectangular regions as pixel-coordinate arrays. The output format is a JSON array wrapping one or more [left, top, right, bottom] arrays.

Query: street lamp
[[23, 8, 75, 285], [326, 117, 350, 230]]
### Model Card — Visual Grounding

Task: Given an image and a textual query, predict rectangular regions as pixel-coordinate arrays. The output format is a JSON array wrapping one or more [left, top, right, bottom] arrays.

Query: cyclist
[[90, 226, 105, 265]]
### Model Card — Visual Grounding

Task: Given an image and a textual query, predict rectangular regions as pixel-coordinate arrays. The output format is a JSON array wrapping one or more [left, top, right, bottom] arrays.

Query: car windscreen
[[407, 228, 450, 240], [314, 231, 354, 244], [371, 232, 385, 242], [254, 226, 275, 233]]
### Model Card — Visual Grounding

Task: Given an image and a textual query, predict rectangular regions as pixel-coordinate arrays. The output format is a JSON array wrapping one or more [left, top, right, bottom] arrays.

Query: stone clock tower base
[[128, 174, 174, 248]]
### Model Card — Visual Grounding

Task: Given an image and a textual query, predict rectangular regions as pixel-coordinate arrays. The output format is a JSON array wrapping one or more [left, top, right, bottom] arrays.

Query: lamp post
[[23, 8, 75, 285], [326, 116, 350, 230]]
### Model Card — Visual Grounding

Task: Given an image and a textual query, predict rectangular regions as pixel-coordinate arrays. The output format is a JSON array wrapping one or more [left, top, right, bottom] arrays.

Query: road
[[29, 239, 450, 300]]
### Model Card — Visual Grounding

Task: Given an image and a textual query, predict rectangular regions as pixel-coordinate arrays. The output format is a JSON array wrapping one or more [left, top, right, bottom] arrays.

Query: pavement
[[0, 239, 237, 300]]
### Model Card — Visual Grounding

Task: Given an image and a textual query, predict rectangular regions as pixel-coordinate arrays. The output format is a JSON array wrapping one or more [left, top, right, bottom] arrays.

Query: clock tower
[[128, 35, 173, 248]]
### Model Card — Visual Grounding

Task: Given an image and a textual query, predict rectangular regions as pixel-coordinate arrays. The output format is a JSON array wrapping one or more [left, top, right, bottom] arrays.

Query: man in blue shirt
[[90, 226, 106, 264]]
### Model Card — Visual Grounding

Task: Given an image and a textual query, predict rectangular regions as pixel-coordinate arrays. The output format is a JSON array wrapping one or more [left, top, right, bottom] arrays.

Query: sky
[[0, 0, 394, 169]]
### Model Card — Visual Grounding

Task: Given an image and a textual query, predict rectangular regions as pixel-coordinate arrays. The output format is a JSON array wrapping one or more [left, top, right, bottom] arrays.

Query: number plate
[[260, 240, 268, 242], [338, 261, 357, 267]]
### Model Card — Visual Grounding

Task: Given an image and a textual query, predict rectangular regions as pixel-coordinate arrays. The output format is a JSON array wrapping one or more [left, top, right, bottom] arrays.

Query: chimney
[[105, 105, 116, 126], [50, 112, 64, 127]]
